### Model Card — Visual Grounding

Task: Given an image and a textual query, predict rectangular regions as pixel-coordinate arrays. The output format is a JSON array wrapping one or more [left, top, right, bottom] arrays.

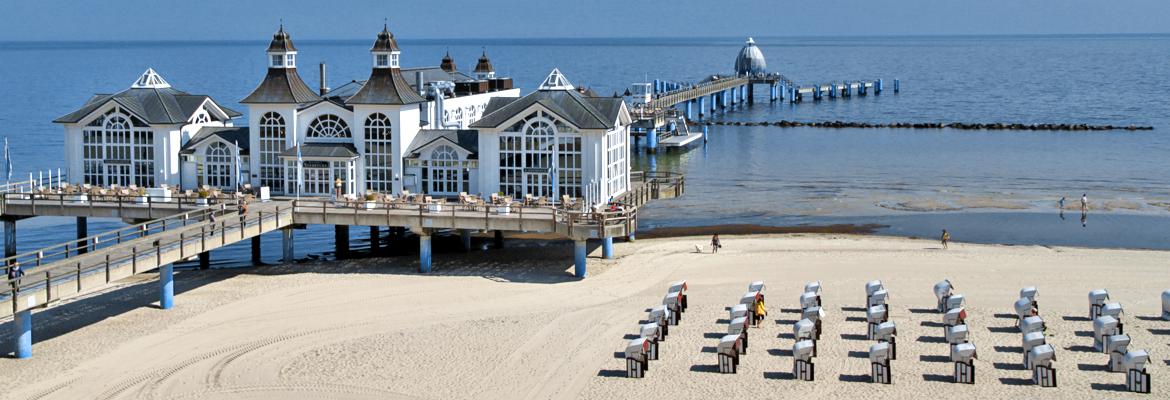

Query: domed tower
[[734, 37, 767, 76], [440, 49, 457, 73], [474, 49, 495, 80]]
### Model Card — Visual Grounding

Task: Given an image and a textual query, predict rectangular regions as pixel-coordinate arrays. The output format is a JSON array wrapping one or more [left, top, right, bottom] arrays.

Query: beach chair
[[640, 323, 661, 360], [1163, 290, 1170, 321], [1088, 289, 1110, 319], [934, 279, 954, 312], [1092, 316, 1119, 352], [718, 334, 741, 374], [793, 340, 816, 381], [1123, 350, 1150, 393], [874, 321, 897, 359], [1028, 344, 1057, 387], [870, 342, 892, 384], [1106, 334, 1131, 372], [625, 338, 649, 378], [952, 343, 977, 384], [1022, 332, 1046, 369], [729, 316, 749, 353]]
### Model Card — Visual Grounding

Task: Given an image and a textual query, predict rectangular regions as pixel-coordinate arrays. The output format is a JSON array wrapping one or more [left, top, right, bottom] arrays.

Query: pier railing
[[0, 192, 237, 218], [1, 208, 218, 275], [648, 77, 749, 109], [2, 205, 293, 316]]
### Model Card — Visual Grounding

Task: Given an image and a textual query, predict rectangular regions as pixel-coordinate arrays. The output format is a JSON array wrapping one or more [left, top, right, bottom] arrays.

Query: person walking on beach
[[1080, 194, 1089, 213], [711, 234, 721, 254], [753, 296, 768, 327], [941, 229, 950, 249], [1058, 196, 1066, 210]]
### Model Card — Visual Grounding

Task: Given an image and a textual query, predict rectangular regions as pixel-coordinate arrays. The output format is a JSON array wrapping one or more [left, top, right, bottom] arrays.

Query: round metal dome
[[734, 37, 767, 75]]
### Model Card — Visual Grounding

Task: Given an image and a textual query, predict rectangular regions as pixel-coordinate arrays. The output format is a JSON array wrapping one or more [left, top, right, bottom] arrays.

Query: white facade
[[57, 69, 234, 189]]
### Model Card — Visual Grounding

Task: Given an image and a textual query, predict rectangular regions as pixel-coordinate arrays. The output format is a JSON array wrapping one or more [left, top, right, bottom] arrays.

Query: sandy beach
[[1, 234, 1167, 399]]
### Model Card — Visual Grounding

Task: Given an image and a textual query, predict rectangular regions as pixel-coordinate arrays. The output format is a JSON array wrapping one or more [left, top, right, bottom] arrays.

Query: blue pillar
[[653, 79, 660, 94], [419, 234, 432, 273], [460, 229, 472, 251], [574, 240, 587, 278], [876, 79, 883, 94], [894, 79, 900, 93], [829, 83, 836, 98], [602, 237, 614, 259], [770, 84, 777, 101], [711, 94, 718, 113], [685, 100, 694, 120], [647, 128, 658, 152], [648, 153, 658, 173], [741, 85, 747, 102], [730, 87, 738, 107], [159, 263, 174, 310], [698, 96, 706, 120], [13, 308, 31, 359], [281, 228, 294, 263], [702, 124, 709, 143], [722, 90, 729, 110]]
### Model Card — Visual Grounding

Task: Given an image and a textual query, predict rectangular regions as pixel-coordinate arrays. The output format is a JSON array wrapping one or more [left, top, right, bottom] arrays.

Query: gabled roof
[[297, 97, 352, 112], [280, 143, 359, 159], [241, 67, 321, 104], [55, 69, 241, 124], [344, 68, 426, 105], [404, 129, 479, 159], [179, 127, 250, 155], [471, 84, 624, 130]]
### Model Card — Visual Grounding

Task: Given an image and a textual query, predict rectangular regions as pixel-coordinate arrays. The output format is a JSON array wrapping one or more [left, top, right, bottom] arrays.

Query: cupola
[[371, 24, 401, 69], [474, 48, 495, 80], [267, 24, 298, 69]]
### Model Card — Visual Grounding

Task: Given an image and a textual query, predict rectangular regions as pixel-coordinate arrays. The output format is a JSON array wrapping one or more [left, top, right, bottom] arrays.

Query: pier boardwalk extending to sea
[[0, 171, 683, 358]]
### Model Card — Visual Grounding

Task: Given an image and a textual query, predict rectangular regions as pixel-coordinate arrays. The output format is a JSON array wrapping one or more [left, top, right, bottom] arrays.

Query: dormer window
[[390, 53, 400, 68], [376, 54, 389, 67], [285, 54, 296, 68], [271, 54, 284, 67]]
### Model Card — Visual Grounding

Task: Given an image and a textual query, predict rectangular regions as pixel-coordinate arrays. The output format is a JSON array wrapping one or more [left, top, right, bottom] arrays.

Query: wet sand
[[1, 234, 1167, 399]]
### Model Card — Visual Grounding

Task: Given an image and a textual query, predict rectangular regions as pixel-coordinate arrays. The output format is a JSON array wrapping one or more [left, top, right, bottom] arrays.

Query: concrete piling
[[574, 240, 587, 278], [159, 263, 173, 310]]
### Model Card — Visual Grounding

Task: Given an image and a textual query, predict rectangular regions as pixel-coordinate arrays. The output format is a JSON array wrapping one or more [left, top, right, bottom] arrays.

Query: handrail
[[0, 193, 239, 277], [3, 205, 292, 312]]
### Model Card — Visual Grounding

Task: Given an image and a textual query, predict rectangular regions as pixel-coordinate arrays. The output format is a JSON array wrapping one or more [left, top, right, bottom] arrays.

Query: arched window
[[258, 112, 285, 192], [81, 107, 154, 187], [205, 142, 233, 188], [307, 114, 351, 138], [192, 112, 210, 124], [497, 111, 580, 201], [425, 145, 464, 195], [364, 113, 393, 192]]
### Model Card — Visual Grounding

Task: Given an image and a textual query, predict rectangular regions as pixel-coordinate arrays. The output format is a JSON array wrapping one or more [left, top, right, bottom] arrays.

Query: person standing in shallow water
[[1058, 197, 1066, 210], [1080, 194, 1089, 212], [711, 234, 721, 254], [941, 230, 950, 249]]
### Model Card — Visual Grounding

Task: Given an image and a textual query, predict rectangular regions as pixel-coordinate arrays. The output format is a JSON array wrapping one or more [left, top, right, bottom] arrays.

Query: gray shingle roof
[[54, 87, 241, 125], [241, 67, 321, 104], [344, 68, 426, 105], [404, 129, 479, 159], [179, 126, 250, 155], [279, 143, 359, 159], [470, 89, 623, 130]]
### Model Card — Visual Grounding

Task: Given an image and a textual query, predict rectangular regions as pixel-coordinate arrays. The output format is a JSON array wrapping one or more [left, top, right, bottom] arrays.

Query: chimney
[[318, 62, 329, 95], [416, 70, 426, 97]]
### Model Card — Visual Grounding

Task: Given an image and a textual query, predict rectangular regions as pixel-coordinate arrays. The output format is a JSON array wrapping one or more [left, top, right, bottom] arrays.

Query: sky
[[1, 0, 1167, 41]]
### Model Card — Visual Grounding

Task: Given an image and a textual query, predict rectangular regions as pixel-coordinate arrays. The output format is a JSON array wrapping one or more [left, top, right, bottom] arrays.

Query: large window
[[258, 112, 285, 192], [421, 145, 468, 196], [497, 111, 580, 201], [80, 108, 154, 187], [204, 142, 233, 188], [307, 114, 351, 138], [363, 113, 393, 192], [606, 128, 628, 196]]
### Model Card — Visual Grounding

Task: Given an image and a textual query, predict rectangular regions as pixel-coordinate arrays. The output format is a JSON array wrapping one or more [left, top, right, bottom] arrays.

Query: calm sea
[[1, 35, 1169, 263]]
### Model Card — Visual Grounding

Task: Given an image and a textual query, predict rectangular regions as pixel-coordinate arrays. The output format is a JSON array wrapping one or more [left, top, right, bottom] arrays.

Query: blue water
[[2, 35, 1169, 261]]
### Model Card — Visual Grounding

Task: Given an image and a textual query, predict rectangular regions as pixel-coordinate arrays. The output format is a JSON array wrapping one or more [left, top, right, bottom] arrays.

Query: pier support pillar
[[460, 229, 472, 252], [685, 101, 693, 120], [251, 236, 261, 265], [76, 217, 88, 254], [494, 230, 505, 249], [419, 233, 432, 273], [335, 225, 349, 259], [876, 79, 883, 95], [741, 85, 747, 102], [698, 97, 706, 120], [730, 87, 737, 107], [894, 79, 900, 93], [159, 263, 173, 310], [710, 94, 718, 113], [702, 125, 709, 143], [198, 252, 210, 270], [647, 128, 658, 153], [574, 239, 587, 278], [281, 228, 294, 263], [748, 84, 755, 104], [4, 219, 15, 258], [370, 226, 380, 253], [770, 84, 777, 102], [602, 237, 614, 259], [12, 308, 31, 359]]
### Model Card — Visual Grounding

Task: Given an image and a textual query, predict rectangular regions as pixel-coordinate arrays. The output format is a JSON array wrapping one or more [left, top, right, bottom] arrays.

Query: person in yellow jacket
[[754, 298, 767, 327]]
